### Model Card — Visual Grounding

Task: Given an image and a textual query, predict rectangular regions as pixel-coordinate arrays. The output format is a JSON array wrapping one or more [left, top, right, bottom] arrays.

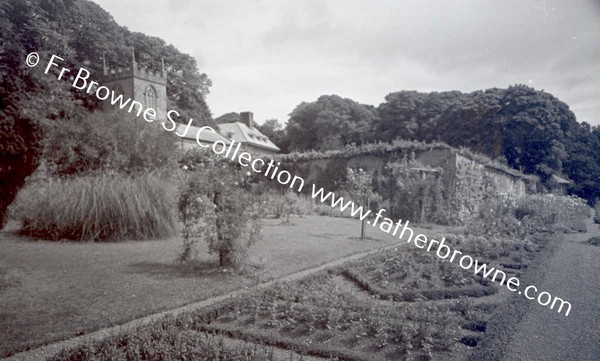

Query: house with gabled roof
[[217, 112, 280, 155], [175, 123, 232, 149], [175, 111, 280, 155]]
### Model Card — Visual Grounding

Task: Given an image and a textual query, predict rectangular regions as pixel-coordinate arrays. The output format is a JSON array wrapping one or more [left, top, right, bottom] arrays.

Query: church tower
[[100, 48, 168, 121]]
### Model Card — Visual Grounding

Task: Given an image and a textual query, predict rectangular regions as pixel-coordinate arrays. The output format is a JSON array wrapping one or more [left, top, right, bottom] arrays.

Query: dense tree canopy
[[435, 89, 504, 158], [282, 87, 600, 203], [437, 86, 582, 182], [286, 95, 379, 152], [377, 90, 466, 143], [257, 119, 289, 153], [0, 0, 214, 225], [215, 112, 241, 124]]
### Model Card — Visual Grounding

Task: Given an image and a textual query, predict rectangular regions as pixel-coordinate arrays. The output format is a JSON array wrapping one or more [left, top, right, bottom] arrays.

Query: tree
[[0, 0, 86, 226], [0, 0, 216, 226], [286, 95, 379, 151], [432, 86, 591, 194], [376, 90, 466, 142], [436, 89, 504, 158], [257, 119, 289, 153], [283, 86, 600, 203], [257, 118, 282, 137], [178, 151, 263, 268], [279, 191, 303, 224], [345, 168, 380, 240], [215, 112, 241, 124], [562, 124, 600, 203]]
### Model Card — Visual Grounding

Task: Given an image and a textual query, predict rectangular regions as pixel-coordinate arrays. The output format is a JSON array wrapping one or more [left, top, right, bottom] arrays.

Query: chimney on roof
[[240, 111, 253, 128]]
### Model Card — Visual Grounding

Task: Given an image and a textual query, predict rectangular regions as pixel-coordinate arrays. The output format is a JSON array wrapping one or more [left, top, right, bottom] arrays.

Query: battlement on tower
[[101, 64, 166, 85], [99, 49, 168, 121]]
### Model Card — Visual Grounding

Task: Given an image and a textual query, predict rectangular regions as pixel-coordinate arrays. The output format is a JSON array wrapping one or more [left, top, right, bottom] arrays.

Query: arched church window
[[144, 86, 158, 110]]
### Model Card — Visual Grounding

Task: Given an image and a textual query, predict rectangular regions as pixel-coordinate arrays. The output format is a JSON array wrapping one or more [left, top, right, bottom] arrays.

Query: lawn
[[0, 215, 443, 357], [49, 232, 546, 361], [158, 234, 546, 361]]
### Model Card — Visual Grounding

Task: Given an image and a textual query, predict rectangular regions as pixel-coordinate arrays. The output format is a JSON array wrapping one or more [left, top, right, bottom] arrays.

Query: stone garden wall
[[278, 145, 538, 225]]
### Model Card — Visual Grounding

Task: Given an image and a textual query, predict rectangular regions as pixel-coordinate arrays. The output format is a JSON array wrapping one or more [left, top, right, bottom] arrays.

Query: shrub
[[313, 201, 350, 218], [42, 111, 179, 177], [11, 173, 176, 241], [278, 191, 307, 223], [586, 236, 600, 246], [593, 204, 600, 224], [178, 151, 263, 267], [342, 269, 495, 302], [444, 233, 536, 261], [262, 191, 309, 222], [464, 195, 522, 238], [465, 193, 589, 238], [515, 194, 588, 234], [49, 319, 275, 361]]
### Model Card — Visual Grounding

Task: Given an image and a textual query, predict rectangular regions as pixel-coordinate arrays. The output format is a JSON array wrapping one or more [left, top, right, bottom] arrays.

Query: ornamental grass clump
[[12, 173, 176, 241]]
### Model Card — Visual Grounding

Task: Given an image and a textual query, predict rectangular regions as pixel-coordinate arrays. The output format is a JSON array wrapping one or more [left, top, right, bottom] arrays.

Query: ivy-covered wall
[[277, 145, 538, 225]]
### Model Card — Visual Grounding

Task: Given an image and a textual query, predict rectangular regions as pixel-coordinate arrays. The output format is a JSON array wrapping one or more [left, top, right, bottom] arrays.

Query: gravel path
[[503, 215, 600, 361]]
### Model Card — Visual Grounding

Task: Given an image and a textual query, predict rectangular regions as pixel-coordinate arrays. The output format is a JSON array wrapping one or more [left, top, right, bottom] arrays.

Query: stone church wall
[[100, 63, 168, 121]]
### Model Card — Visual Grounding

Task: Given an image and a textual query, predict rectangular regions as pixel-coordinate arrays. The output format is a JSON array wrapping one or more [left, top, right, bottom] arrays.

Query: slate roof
[[175, 123, 232, 145], [218, 122, 280, 152], [551, 174, 571, 184]]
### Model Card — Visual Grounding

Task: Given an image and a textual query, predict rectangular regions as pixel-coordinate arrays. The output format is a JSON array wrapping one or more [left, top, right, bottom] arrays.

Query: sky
[[92, 0, 600, 125]]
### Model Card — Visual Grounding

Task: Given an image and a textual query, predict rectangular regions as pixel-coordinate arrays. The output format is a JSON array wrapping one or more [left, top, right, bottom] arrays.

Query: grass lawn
[[51, 235, 541, 361], [0, 215, 444, 357]]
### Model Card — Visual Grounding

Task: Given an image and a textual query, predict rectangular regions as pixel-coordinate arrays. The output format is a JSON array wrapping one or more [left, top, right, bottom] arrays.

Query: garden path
[[503, 214, 600, 361]]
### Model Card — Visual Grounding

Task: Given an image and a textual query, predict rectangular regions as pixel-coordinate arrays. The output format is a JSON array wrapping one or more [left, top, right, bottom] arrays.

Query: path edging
[[3, 240, 406, 361]]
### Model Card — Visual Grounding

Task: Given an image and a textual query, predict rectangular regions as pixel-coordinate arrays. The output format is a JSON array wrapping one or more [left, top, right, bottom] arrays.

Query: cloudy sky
[[93, 0, 600, 125]]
